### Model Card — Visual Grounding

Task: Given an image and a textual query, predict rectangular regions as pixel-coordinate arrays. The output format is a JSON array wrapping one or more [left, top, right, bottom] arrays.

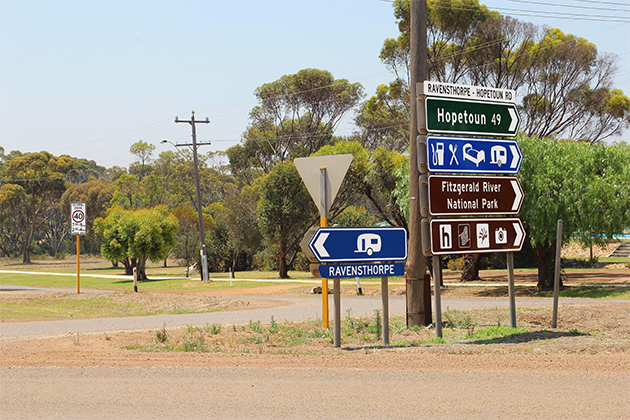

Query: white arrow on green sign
[[425, 97, 520, 137]]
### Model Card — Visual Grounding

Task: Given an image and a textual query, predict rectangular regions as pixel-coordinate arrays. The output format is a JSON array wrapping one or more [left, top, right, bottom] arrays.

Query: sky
[[1, 0, 628, 170]]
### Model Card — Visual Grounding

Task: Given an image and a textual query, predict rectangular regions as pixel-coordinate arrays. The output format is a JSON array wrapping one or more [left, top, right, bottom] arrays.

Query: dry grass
[[116, 303, 630, 356]]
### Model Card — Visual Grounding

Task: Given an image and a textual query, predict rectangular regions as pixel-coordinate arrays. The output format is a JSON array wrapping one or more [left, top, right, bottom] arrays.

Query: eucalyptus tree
[[227, 68, 363, 184], [0, 152, 74, 262], [517, 135, 630, 290], [257, 161, 317, 279], [94, 205, 178, 280]]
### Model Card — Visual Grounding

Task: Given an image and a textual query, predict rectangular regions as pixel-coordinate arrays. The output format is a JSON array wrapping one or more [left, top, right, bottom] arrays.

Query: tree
[[521, 29, 630, 142], [257, 161, 317, 278], [362, 0, 629, 151], [227, 69, 363, 183], [517, 135, 630, 290], [314, 141, 408, 228], [129, 140, 156, 181], [94, 206, 178, 280], [221, 186, 262, 276], [60, 180, 113, 254], [0, 152, 73, 262]]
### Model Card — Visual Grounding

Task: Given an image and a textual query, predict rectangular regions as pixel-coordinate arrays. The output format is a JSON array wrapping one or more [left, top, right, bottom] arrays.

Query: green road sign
[[426, 97, 520, 137]]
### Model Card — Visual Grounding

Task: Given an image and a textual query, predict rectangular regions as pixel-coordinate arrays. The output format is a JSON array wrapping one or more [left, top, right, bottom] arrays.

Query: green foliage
[[227, 68, 363, 184], [517, 134, 630, 288], [314, 141, 408, 228], [331, 206, 377, 227], [94, 205, 179, 279], [0, 151, 76, 261], [257, 161, 317, 278]]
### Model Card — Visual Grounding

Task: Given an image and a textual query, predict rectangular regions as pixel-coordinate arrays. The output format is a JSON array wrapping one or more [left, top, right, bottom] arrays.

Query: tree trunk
[[231, 253, 238, 279], [136, 257, 148, 281], [122, 257, 133, 275], [460, 254, 482, 282], [278, 242, 289, 279], [534, 242, 560, 291]]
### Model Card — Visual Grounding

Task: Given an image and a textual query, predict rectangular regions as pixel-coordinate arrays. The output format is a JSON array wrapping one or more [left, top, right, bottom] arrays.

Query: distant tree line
[[1, 0, 629, 289]]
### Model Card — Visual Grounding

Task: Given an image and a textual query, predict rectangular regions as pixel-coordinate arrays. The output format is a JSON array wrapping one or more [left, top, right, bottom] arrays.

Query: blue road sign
[[308, 227, 408, 263], [318, 262, 405, 279], [427, 135, 523, 174]]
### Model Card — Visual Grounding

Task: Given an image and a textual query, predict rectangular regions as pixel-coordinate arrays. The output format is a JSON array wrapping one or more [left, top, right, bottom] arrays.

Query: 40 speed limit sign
[[71, 202, 86, 236]]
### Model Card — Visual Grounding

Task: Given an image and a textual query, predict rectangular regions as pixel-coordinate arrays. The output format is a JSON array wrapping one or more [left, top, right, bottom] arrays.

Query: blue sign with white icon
[[308, 227, 408, 263], [427, 135, 522, 174], [318, 262, 405, 278]]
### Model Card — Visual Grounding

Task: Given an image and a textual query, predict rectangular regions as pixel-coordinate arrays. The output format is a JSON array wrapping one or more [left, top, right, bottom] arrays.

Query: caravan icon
[[490, 146, 508, 167], [355, 233, 382, 256]]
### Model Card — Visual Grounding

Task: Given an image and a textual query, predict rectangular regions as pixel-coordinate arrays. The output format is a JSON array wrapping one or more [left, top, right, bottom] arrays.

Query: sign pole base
[[432, 256, 442, 338], [381, 276, 389, 345], [333, 278, 341, 348], [507, 252, 516, 328], [76, 236, 80, 294]]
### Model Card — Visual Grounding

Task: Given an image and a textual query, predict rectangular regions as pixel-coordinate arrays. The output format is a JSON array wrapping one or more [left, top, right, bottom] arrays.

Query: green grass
[[0, 269, 310, 292], [541, 286, 630, 299], [0, 296, 155, 319]]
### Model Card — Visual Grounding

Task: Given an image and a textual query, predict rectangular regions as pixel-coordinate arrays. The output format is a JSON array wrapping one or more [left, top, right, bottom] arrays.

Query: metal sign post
[[295, 154, 353, 330], [422, 80, 525, 336], [71, 202, 86, 294]]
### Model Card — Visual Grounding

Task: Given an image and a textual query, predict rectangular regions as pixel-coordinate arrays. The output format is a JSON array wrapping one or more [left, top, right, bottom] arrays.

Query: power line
[[505, 0, 630, 12]]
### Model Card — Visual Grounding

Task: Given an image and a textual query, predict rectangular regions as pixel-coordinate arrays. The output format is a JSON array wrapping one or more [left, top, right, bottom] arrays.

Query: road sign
[[423, 81, 516, 103], [430, 217, 525, 255], [427, 135, 522, 174], [294, 154, 353, 216], [308, 227, 408, 263], [71, 202, 86, 236], [428, 175, 523, 216], [318, 262, 405, 279], [425, 97, 520, 137], [300, 227, 319, 262]]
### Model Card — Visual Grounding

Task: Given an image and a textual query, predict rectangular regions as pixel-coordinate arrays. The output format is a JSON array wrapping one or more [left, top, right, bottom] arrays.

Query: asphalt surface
[[1, 284, 620, 341], [2, 366, 628, 420], [2, 284, 629, 419]]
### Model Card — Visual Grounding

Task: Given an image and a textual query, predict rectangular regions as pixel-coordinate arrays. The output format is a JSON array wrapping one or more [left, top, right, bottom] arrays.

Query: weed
[[269, 316, 279, 334], [72, 333, 81, 346], [155, 326, 169, 344], [424, 337, 446, 345], [409, 325, 422, 332], [104, 333, 111, 341], [391, 340, 411, 347], [248, 320, 263, 333], [181, 333, 206, 352], [203, 323, 221, 335]]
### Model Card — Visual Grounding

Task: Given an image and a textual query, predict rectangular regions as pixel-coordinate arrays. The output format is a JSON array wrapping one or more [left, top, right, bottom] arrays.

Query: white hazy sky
[[1, 0, 628, 170]]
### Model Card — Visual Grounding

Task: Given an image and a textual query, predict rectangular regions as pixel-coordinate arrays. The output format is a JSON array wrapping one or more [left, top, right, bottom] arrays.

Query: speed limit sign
[[71, 202, 87, 235]]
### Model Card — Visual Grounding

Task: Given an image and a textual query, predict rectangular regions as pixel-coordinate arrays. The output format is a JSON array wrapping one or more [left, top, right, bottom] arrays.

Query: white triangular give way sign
[[294, 154, 353, 216]]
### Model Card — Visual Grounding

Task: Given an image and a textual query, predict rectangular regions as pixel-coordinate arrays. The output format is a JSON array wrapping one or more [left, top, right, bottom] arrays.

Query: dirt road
[[2, 362, 628, 419]]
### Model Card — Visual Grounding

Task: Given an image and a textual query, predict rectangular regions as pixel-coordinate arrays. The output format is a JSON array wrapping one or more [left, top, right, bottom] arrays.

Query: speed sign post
[[71, 202, 86, 294]]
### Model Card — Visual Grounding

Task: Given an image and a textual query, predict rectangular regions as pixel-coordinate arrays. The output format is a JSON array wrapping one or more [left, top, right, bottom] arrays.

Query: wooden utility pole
[[175, 111, 211, 281], [406, 0, 432, 327]]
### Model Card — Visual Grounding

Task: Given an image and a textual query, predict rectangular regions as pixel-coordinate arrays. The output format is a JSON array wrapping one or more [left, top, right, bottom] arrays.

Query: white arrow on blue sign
[[308, 227, 408, 263], [427, 135, 523, 174]]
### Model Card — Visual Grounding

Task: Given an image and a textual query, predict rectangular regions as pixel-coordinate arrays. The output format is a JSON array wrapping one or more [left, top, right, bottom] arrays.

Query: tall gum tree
[[227, 68, 363, 184]]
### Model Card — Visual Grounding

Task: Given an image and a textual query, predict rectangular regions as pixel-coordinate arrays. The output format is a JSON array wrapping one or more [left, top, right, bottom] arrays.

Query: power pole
[[406, 0, 432, 326], [175, 111, 211, 281]]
